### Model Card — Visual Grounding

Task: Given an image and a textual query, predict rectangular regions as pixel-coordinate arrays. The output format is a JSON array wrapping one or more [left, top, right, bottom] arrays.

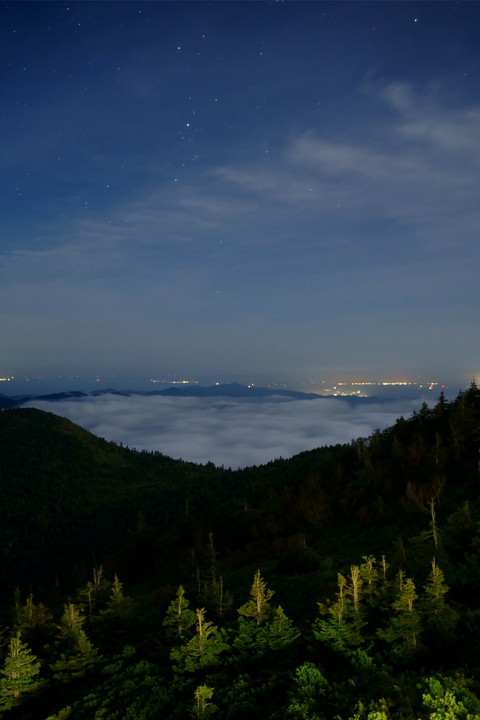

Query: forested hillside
[[0, 385, 480, 719]]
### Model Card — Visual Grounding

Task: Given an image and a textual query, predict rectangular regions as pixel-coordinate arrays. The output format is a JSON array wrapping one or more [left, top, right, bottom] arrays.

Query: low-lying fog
[[23, 393, 433, 469]]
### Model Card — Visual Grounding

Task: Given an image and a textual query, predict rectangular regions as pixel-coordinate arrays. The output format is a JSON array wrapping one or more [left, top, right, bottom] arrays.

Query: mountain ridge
[[0, 381, 393, 409]]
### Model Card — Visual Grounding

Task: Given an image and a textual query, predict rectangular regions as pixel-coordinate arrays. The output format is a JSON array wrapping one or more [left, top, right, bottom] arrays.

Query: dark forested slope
[[0, 408, 234, 589], [0, 386, 480, 719]]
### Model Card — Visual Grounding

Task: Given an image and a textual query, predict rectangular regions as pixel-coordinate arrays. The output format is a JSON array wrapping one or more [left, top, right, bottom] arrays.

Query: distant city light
[[150, 378, 199, 385]]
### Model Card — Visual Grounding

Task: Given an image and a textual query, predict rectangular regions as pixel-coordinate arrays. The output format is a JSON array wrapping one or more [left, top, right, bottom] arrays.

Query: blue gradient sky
[[2, 1, 479, 384]]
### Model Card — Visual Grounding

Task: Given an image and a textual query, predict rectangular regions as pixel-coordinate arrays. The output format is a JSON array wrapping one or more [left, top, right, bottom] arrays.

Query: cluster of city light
[[0, 372, 448, 397], [301, 378, 446, 397], [337, 381, 441, 387], [150, 379, 199, 385]]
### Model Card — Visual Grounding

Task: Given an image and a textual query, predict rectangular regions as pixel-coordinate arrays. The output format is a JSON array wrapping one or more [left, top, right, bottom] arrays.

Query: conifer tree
[[15, 593, 53, 637], [420, 559, 458, 641], [267, 606, 301, 651], [359, 556, 380, 601], [78, 581, 96, 622], [50, 603, 98, 682], [348, 698, 390, 720], [101, 575, 135, 620], [211, 575, 233, 619], [286, 662, 329, 720], [170, 608, 228, 673], [377, 571, 421, 660], [420, 675, 480, 720], [313, 573, 365, 653], [349, 565, 363, 613], [76, 566, 110, 621], [380, 555, 389, 580], [163, 585, 196, 640], [237, 570, 274, 625], [195, 534, 234, 619], [193, 684, 217, 717], [234, 570, 281, 657], [0, 632, 44, 711]]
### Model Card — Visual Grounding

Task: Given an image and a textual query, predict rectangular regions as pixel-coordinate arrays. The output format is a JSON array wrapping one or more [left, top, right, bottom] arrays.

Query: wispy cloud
[[4, 80, 479, 274], [215, 83, 480, 240], [383, 82, 480, 152], [3, 79, 479, 376]]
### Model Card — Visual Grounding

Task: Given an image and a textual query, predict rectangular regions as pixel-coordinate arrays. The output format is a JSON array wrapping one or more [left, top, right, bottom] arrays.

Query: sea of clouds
[[23, 393, 432, 469]]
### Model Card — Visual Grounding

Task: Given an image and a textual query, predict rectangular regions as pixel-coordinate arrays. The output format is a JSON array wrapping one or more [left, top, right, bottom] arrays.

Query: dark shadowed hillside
[[0, 408, 234, 589]]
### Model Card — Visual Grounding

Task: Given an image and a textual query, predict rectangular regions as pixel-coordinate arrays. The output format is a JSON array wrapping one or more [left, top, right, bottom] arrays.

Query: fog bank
[[22, 393, 432, 469]]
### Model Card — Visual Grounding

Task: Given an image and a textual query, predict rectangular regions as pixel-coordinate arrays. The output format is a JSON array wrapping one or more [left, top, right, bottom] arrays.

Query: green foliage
[[46, 707, 72, 720], [170, 607, 229, 673], [267, 605, 301, 650], [233, 604, 300, 658], [193, 684, 218, 717], [232, 571, 299, 662], [217, 669, 287, 720], [50, 603, 99, 682], [376, 572, 421, 661], [49, 648, 173, 719], [313, 573, 366, 653], [14, 593, 53, 636], [420, 559, 458, 642], [420, 676, 480, 720], [193, 534, 234, 619], [101, 574, 135, 621], [286, 662, 329, 720], [237, 569, 275, 625], [347, 698, 390, 720], [0, 632, 45, 711], [163, 585, 197, 640]]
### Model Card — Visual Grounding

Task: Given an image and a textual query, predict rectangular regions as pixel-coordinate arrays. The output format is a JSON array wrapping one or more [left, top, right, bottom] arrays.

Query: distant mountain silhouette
[[0, 382, 388, 407], [147, 382, 319, 400]]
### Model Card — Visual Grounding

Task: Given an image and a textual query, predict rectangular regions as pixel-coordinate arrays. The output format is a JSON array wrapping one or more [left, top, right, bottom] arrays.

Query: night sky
[[2, 1, 479, 385]]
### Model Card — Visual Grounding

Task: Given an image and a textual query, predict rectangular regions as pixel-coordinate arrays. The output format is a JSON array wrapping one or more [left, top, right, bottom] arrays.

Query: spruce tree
[[170, 608, 228, 673], [420, 675, 480, 720], [15, 593, 53, 641], [377, 572, 421, 660], [313, 572, 365, 653], [237, 570, 274, 625], [359, 556, 380, 601], [286, 662, 329, 720], [267, 606, 300, 651], [420, 559, 458, 642], [193, 684, 217, 717], [50, 603, 98, 682], [0, 632, 44, 711], [163, 585, 196, 640], [101, 575, 135, 620], [234, 570, 278, 658]]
